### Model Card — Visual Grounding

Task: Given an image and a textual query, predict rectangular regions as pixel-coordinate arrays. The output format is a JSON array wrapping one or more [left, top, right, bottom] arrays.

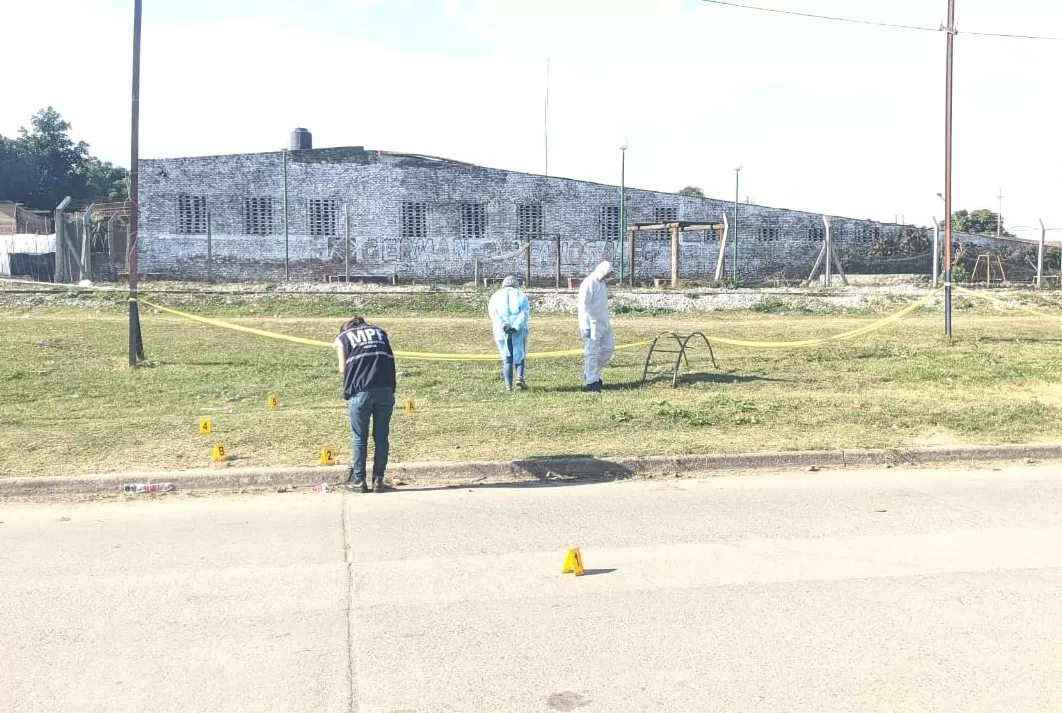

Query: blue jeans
[[494, 331, 528, 389], [347, 387, 395, 482]]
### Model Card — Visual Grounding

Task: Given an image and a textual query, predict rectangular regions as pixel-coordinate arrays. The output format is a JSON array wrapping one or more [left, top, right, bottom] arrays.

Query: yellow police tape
[[135, 298, 644, 361], [137, 289, 941, 360], [703, 288, 942, 348], [954, 285, 1062, 320]]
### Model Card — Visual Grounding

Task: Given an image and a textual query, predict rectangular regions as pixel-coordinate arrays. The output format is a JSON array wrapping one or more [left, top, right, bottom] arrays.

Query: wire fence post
[[344, 202, 351, 282], [282, 149, 289, 281], [80, 205, 94, 281], [1038, 218, 1046, 289], [53, 198, 70, 283], [670, 223, 680, 287], [554, 234, 561, 288], [206, 208, 213, 283], [524, 236, 532, 286], [932, 217, 939, 288], [107, 214, 118, 281], [715, 214, 728, 282], [627, 227, 636, 286], [823, 215, 832, 287]]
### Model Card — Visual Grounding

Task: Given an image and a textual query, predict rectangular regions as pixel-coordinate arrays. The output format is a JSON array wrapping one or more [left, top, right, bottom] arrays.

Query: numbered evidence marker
[[212, 443, 228, 463], [198, 417, 212, 435], [404, 398, 416, 415], [319, 448, 336, 466], [560, 546, 585, 576], [267, 395, 279, 409]]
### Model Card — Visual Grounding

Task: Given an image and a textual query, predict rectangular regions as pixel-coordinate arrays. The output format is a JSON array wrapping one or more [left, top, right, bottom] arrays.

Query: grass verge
[[2, 298, 1062, 477]]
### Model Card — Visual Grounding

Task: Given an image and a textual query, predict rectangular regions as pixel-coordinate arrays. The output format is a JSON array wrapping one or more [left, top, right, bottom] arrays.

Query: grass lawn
[[2, 296, 1062, 477]]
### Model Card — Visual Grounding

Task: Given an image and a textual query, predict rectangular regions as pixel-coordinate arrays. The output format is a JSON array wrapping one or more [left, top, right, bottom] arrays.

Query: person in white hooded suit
[[577, 261, 615, 392]]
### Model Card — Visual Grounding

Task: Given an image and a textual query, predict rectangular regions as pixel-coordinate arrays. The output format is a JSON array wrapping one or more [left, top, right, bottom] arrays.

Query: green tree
[[0, 107, 127, 209], [83, 156, 129, 203], [951, 208, 1014, 238], [0, 136, 35, 201], [677, 186, 705, 198]]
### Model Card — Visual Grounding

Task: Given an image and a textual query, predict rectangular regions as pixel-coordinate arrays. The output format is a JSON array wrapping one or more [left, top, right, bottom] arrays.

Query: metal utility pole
[[618, 142, 627, 283], [943, 0, 956, 338], [127, 0, 145, 367], [732, 165, 742, 283]]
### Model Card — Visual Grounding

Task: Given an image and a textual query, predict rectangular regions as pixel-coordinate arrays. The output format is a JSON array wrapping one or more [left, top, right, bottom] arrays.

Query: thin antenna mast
[[544, 57, 550, 177]]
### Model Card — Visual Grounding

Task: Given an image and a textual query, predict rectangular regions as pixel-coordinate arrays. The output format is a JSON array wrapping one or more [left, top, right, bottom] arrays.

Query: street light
[[732, 165, 743, 283], [619, 141, 628, 284]]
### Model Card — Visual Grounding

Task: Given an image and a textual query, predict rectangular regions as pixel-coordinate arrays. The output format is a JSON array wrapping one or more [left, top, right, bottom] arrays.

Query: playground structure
[[641, 332, 719, 388]]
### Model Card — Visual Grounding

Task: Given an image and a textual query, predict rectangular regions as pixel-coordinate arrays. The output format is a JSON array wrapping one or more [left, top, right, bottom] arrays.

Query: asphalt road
[[3, 464, 1062, 712]]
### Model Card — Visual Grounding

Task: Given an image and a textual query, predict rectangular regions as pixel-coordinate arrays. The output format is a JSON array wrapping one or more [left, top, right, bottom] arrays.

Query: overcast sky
[[4, 0, 1059, 237]]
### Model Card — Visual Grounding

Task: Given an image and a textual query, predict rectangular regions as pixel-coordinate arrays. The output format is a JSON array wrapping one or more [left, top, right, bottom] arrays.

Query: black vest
[[337, 324, 396, 398]]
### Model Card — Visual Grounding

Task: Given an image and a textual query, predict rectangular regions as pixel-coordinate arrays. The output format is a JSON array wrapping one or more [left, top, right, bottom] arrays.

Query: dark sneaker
[[516, 379, 527, 390], [371, 478, 387, 493], [343, 478, 367, 493], [584, 381, 602, 393]]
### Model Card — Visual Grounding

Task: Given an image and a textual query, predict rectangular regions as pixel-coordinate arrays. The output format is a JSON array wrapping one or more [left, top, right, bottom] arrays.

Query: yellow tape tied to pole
[[137, 298, 646, 361]]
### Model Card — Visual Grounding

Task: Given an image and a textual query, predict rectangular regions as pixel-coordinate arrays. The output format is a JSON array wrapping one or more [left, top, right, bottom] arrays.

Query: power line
[[700, 0, 938, 32], [700, 0, 1062, 42], [966, 29, 1062, 41]]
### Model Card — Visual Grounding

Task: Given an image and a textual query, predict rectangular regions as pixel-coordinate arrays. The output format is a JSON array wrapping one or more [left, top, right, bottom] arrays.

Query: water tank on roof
[[290, 128, 312, 151]]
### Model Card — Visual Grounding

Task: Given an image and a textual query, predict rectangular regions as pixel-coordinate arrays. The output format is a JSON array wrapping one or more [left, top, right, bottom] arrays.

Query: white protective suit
[[487, 280, 531, 390], [577, 261, 615, 386]]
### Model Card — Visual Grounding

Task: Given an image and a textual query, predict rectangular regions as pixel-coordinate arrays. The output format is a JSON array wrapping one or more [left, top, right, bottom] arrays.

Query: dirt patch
[[915, 431, 968, 447]]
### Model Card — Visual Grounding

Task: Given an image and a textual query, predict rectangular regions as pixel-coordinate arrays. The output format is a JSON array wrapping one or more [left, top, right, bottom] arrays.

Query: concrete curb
[[2, 443, 1061, 499]]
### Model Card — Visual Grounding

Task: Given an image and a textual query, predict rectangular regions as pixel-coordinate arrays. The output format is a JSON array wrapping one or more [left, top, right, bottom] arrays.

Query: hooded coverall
[[577, 261, 614, 387], [488, 283, 531, 389]]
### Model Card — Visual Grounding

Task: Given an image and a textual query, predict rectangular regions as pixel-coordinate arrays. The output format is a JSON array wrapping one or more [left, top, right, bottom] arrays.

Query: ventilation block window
[[857, 225, 881, 242], [176, 194, 207, 234], [759, 225, 781, 242], [807, 227, 826, 243], [599, 205, 620, 241], [400, 201, 428, 239], [647, 206, 678, 240], [516, 204, 544, 240], [308, 199, 339, 237], [459, 202, 487, 240], [243, 197, 275, 236]]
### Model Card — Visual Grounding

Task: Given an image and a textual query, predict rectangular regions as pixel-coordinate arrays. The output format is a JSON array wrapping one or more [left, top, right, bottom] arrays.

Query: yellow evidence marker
[[267, 395, 279, 409], [404, 398, 416, 415], [319, 448, 336, 466], [560, 547, 585, 576], [212, 443, 228, 462], [198, 417, 212, 435]]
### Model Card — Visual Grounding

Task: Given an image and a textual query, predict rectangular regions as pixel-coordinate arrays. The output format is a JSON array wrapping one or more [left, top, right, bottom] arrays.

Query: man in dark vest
[[333, 316, 397, 493]]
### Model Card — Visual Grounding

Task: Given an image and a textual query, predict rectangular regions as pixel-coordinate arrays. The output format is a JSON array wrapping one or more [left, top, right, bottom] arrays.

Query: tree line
[[677, 186, 1013, 238], [0, 107, 127, 211]]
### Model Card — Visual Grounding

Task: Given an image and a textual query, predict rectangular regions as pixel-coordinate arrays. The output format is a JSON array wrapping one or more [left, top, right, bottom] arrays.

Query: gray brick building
[[138, 132, 1038, 284]]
